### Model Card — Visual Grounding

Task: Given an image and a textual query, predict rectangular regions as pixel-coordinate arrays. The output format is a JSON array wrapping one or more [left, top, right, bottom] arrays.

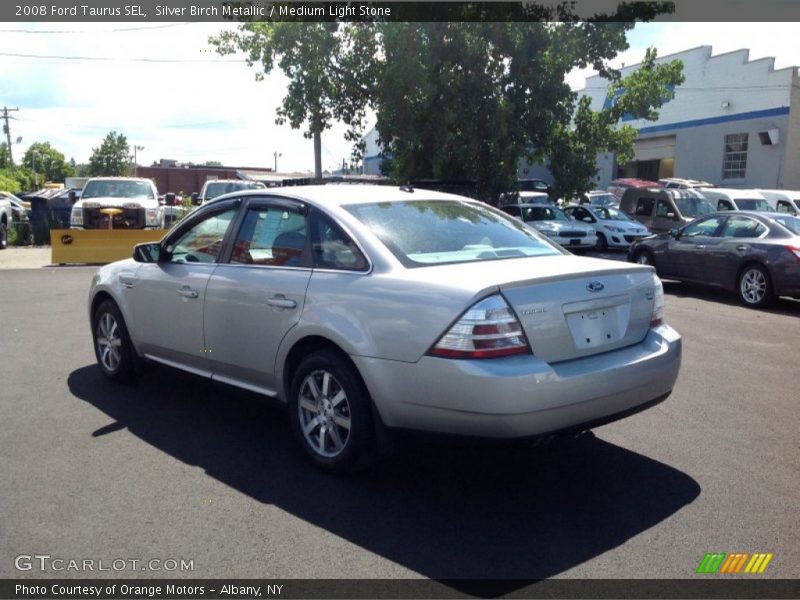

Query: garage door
[[634, 136, 676, 161]]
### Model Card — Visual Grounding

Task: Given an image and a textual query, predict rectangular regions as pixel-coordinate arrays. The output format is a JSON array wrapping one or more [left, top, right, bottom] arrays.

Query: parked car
[[0, 194, 12, 249], [88, 185, 681, 471], [608, 178, 662, 202], [0, 191, 31, 222], [628, 211, 800, 308], [619, 187, 715, 232], [517, 178, 551, 193], [755, 189, 800, 216], [500, 203, 597, 251], [659, 177, 713, 189], [564, 204, 651, 251], [70, 177, 164, 229], [193, 179, 267, 205], [697, 188, 771, 212]]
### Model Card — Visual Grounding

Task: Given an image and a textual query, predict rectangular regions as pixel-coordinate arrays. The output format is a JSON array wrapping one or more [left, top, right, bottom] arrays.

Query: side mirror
[[133, 242, 162, 263], [668, 228, 680, 239], [191, 192, 201, 206], [68, 190, 77, 204]]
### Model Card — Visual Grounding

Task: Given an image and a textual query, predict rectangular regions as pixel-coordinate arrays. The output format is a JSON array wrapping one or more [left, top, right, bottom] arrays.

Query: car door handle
[[267, 295, 297, 309], [736, 245, 748, 251], [178, 288, 199, 299], [694, 244, 706, 249]]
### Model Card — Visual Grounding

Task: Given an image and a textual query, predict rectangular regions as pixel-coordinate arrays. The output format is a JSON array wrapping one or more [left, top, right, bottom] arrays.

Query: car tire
[[633, 249, 655, 269], [289, 350, 376, 473], [92, 300, 138, 382], [595, 232, 608, 252], [736, 264, 773, 308], [0, 222, 7, 249]]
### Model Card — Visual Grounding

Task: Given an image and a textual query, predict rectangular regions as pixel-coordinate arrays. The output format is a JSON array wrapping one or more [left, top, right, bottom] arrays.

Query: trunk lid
[[500, 264, 655, 363]]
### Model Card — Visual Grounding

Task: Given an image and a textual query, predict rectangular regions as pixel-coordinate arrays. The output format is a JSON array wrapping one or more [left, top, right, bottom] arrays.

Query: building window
[[723, 133, 748, 179]]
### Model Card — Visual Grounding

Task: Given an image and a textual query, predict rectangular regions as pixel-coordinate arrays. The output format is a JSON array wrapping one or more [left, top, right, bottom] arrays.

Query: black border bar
[[3, 579, 800, 599], [3, 1, 800, 22]]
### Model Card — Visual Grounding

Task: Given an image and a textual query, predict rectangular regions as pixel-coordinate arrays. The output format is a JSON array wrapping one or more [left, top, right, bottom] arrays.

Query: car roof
[[203, 179, 264, 185], [205, 184, 473, 208]]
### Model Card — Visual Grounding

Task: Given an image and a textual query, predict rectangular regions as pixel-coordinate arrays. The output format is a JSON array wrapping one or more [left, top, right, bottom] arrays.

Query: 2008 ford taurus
[[88, 185, 682, 471]]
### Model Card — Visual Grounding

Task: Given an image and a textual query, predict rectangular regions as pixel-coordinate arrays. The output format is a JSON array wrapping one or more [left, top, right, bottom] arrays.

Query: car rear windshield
[[675, 197, 715, 218], [82, 180, 154, 200], [735, 199, 770, 211], [345, 200, 561, 267], [772, 215, 800, 235]]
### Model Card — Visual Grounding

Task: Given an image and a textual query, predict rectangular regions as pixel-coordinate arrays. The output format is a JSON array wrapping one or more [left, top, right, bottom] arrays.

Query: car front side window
[[682, 216, 725, 238], [167, 208, 237, 263]]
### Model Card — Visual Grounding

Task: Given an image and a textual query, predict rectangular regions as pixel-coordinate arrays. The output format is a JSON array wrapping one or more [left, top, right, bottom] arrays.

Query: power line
[[0, 52, 244, 63], [0, 23, 198, 34]]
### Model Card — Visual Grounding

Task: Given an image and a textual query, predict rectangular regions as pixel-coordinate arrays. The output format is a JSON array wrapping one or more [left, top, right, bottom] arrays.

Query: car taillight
[[787, 245, 800, 261], [650, 273, 665, 328], [429, 294, 531, 359]]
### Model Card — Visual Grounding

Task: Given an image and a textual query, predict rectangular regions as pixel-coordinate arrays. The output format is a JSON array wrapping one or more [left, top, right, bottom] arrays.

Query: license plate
[[569, 239, 580, 245]]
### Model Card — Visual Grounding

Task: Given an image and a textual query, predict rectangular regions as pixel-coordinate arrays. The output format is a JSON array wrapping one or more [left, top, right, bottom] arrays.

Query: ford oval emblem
[[586, 281, 604, 293], [61, 234, 74, 245]]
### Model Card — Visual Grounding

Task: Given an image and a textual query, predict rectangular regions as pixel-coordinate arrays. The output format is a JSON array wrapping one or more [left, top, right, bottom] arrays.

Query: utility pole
[[133, 145, 144, 176], [2, 107, 20, 166], [273, 151, 282, 172]]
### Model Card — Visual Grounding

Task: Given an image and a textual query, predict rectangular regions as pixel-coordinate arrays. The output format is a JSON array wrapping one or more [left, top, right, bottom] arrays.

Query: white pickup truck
[[70, 177, 164, 229]]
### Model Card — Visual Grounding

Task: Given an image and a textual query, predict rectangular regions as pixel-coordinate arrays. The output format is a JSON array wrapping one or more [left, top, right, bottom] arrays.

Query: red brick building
[[136, 165, 275, 195]]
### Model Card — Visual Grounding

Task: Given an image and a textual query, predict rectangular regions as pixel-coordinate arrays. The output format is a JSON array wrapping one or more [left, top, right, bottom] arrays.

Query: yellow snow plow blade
[[50, 229, 168, 265]]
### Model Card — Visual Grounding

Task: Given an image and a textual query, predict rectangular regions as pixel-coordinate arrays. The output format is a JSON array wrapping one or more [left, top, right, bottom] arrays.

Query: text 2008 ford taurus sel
[[88, 185, 681, 471]]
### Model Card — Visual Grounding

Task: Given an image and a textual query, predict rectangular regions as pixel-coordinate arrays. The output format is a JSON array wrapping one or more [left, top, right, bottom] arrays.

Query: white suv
[[71, 177, 164, 229]]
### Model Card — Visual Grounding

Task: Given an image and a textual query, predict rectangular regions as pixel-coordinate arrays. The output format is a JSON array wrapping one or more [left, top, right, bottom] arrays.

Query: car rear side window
[[720, 216, 767, 239], [345, 200, 560, 267], [311, 212, 369, 272], [230, 207, 308, 267]]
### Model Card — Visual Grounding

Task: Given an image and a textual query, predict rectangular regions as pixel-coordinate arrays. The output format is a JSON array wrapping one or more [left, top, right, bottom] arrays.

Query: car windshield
[[596, 207, 631, 221], [675, 197, 715, 217], [771, 215, 800, 235], [345, 200, 561, 267], [735, 199, 770, 211], [589, 194, 617, 207], [521, 206, 568, 222], [82, 180, 154, 200], [205, 181, 265, 200]]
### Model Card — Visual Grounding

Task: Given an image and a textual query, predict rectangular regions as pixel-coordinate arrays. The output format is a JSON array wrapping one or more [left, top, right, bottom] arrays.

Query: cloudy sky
[[0, 21, 798, 173]]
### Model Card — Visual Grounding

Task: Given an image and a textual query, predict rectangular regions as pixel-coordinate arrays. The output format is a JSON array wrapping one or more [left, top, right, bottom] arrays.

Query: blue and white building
[[581, 46, 800, 190]]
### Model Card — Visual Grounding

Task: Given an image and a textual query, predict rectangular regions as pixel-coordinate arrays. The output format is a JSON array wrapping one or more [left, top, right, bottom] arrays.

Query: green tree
[[22, 142, 76, 184], [204, 160, 223, 167], [0, 143, 10, 169], [210, 23, 376, 179], [545, 48, 684, 200], [87, 131, 132, 176], [0, 170, 21, 193], [372, 19, 683, 200]]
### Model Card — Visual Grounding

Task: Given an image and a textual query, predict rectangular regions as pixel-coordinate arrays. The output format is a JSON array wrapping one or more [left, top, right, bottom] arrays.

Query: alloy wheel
[[96, 312, 122, 372], [740, 268, 767, 305], [297, 369, 352, 458]]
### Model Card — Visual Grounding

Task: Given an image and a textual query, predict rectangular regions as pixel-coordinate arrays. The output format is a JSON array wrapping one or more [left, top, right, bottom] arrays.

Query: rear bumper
[[354, 325, 681, 438]]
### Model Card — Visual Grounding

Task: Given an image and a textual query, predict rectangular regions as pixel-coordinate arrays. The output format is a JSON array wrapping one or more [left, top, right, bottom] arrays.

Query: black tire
[[0, 222, 7, 250], [633, 249, 655, 269], [289, 350, 376, 473], [736, 264, 773, 308], [595, 232, 608, 252], [92, 300, 138, 382]]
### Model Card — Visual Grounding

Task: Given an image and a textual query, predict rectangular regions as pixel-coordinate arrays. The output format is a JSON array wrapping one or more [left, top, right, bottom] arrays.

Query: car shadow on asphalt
[[68, 364, 700, 593], [661, 280, 800, 317]]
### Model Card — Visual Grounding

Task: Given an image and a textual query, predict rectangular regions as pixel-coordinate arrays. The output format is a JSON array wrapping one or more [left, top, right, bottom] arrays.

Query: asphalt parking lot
[[0, 262, 798, 587]]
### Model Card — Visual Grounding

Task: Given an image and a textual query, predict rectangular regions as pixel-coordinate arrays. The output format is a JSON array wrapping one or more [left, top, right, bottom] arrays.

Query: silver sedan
[[88, 185, 682, 472]]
